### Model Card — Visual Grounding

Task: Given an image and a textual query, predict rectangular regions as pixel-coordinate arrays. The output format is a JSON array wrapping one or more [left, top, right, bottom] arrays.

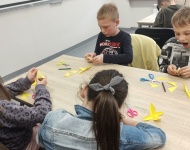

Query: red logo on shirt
[[100, 42, 120, 48]]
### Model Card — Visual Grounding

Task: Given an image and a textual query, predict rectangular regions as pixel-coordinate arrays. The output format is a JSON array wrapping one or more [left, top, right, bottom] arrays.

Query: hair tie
[[89, 76, 123, 95]]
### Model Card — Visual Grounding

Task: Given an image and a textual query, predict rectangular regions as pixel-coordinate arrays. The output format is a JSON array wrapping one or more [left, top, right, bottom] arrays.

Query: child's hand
[[85, 53, 96, 62], [27, 68, 37, 82], [178, 66, 190, 78], [91, 54, 103, 64], [36, 76, 47, 86], [167, 64, 179, 76]]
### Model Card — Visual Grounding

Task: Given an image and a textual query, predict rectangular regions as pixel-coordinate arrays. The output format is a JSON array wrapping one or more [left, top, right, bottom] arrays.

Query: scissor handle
[[140, 78, 150, 82], [148, 74, 154, 80], [127, 109, 138, 118]]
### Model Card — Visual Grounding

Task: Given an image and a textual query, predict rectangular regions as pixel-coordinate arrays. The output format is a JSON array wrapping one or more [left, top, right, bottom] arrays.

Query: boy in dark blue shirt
[[85, 3, 132, 66]]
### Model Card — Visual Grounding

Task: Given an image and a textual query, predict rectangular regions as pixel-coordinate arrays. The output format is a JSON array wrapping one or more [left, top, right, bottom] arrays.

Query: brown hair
[[172, 6, 190, 27], [97, 3, 119, 21], [0, 83, 11, 100], [87, 69, 128, 150]]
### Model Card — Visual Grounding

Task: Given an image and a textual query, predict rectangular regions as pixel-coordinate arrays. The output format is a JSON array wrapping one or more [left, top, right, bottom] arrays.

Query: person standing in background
[[153, 0, 182, 28]]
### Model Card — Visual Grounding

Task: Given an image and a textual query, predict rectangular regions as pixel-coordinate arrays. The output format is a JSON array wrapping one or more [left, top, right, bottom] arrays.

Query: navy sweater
[[95, 30, 133, 66]]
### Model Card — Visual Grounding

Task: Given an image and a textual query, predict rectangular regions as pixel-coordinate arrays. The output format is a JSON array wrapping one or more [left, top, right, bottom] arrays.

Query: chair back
[[135, 28, 175, 49], [130, 34, 161, 71]]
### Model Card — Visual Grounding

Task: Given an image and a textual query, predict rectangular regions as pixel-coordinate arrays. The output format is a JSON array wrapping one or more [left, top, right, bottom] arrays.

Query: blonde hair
[[172, 6, 190, 27], [97, 3, 119, 21]]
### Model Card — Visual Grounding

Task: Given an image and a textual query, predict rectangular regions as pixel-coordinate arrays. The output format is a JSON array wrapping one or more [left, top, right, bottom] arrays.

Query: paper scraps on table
[[143, 103, 164, 121], [57, 61, 66, 66], [156, 77, 170, 80], [21, 92, 30, 100], [64, 70, 78, 77], [149, 83, 159, 88], [64, 66, 91, 77], [167, 82, 177, 93], [79, 66, 91, 73], [183, 83, 190, 99]]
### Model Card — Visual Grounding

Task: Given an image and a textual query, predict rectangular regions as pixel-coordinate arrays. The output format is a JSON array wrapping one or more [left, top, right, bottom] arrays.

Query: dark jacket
[[153, 4, 182, 28]]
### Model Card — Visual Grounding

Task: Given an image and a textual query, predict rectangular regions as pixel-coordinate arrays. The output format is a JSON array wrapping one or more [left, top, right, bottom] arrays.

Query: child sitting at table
[[85, 3, 132, 66], [159, 6, 190, 78], [0, 68, 51, 150], [37, 69, 166, 150], [153, 0, 182, 28]]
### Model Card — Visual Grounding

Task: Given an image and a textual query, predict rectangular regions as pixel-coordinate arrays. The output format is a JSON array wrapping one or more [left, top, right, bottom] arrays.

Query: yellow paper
[[149, 83, 159, 88], [156, 77, 170, 80], [167, 81, 177, 93], [64, 72, 71, 77], [143, 103, 164, 121], [70, 70, 78, 74], [37, 70, 45, 79], [56, 61, 65, 66], [168, 86, 178, 93], [32, 81, 36, 86], [167, 82, 176, 87], [21, 92, 30, 100], [64, 70, 78, 77], [79, 66, 91, 74], [183, 84, 190, 99]]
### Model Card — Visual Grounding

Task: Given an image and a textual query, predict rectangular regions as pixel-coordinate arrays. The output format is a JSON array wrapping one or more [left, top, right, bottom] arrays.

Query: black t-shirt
[[95, 30, 133, 66]]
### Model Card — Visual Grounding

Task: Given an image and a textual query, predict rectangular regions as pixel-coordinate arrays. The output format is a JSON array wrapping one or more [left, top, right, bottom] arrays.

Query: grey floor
[[65, 27, 136, 58]]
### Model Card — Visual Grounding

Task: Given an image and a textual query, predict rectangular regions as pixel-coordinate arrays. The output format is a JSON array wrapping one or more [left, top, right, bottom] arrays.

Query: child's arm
[[0, 77, 51, 128], [159, 37, 179, 74], [121, 120, 166, 149], [178, 66, 190, 78], [122, 116, 138, 126], [5, 68, 37, 97], [167, 64, 181, 76], [91, 54, 103, 64]]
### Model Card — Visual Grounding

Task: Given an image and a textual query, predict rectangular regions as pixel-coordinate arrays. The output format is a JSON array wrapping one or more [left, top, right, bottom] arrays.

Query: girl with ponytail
[[38, 69, 166, 150]]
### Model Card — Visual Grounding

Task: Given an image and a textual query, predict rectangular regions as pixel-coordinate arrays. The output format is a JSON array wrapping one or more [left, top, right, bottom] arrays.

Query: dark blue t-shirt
[[95, 30, 133, 66]]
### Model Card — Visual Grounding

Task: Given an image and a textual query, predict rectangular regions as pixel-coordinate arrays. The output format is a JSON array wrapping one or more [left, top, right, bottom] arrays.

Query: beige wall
[[0, 0, 110, 77]]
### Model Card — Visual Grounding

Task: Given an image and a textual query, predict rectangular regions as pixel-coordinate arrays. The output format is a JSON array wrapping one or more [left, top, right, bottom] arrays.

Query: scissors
[[126, 103, 138, 118], [140, 74, 160, 83]]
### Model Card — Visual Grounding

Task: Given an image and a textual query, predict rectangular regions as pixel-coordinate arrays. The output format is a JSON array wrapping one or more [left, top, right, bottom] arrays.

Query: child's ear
[[80, 85, 88, 99], [116, 19, 120, 26]]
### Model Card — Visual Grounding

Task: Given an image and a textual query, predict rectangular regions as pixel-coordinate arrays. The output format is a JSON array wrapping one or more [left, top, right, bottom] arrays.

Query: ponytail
[[88, 69, 128, 150], [92, 91, 120, 150]]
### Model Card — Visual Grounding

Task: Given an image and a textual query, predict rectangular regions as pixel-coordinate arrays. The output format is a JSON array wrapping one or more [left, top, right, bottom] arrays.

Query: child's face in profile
[[173, 24, 190, 48], [98, 17, 119, 37]]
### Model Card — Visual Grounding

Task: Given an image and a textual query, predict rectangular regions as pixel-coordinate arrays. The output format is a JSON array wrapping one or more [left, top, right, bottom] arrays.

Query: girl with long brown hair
[[38, 69, 166, 150]]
